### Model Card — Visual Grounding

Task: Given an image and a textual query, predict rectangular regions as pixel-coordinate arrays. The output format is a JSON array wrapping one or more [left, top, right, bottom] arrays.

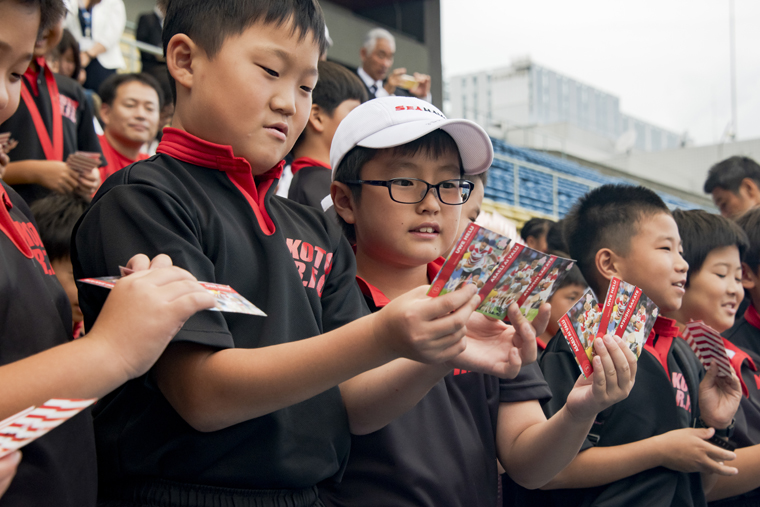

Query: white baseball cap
[[330, 96, 493, 181]]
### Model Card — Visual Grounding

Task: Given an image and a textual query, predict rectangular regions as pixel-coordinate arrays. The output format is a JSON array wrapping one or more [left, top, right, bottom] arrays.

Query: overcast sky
[[440, 0, 760, 146]]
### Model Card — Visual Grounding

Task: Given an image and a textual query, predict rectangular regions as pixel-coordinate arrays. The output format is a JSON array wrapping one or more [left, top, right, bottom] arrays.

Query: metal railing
[[493, 152, 600, 218], [119, 37, 162, 73]]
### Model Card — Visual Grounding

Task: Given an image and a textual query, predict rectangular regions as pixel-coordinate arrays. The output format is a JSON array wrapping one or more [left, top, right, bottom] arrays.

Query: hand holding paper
[[449, 303, 547, 379], [564, 333, 638, 421]]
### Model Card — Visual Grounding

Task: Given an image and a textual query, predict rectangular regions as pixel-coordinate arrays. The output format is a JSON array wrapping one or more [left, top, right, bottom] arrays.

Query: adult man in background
[[357, 28, 431, 101], [97, 73, 162, 183], [704, 156, 760, 219]]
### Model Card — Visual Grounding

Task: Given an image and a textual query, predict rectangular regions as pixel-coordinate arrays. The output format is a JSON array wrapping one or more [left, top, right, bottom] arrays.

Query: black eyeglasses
[[345, 178, 474, 205]]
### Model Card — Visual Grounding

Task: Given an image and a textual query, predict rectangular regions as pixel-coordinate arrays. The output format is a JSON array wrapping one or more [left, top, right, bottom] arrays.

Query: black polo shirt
[[319, 260, 552, 507], [0, 181, 96, 507], [707, 337, 760, 506], [287, 157, 331, 211], [724, 305, 760, 358], [73, 128, 366, 492], [514, 317, 707, 507], [0, 62, 101, 205]]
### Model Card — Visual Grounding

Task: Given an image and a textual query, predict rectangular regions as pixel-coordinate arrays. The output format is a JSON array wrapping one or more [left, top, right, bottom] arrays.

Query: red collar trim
[[156, 128, 284, 235], [537, 337, 547, 351], [22, 58, 45, 96], [745, 303, 760, 331], [0, 188, 32, 258], [644, 316, 678, 378], [357, 257, 446, 309], [291, 156, 330, 175], [722, 338, 756, 398]]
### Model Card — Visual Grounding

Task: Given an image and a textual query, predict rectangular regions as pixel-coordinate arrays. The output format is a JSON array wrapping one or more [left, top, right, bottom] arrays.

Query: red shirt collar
[[745, 303, 760, 331], [357, 257, 446, 309], [722, 338, 757, 398], [22, 57, 46, 96], [644, 316, 679, 378], [291, 156, 330, 175], [156, 128, 284, 235], [0, 187, 32, 258], [156, 127, 284, 179], [536, 337, 547, 351]]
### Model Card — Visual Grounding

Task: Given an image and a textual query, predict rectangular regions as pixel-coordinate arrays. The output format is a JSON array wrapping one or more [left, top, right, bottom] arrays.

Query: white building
[[448, 58, 685, 155]]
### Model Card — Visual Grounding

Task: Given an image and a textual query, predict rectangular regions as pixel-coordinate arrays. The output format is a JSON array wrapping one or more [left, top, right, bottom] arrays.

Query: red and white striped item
[[0, 398, 96, 458], [682, 321, 733, 377]]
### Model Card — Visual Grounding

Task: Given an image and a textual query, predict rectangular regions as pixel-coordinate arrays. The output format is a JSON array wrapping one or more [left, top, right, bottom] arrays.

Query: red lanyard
[[20, 59, 63, 161]]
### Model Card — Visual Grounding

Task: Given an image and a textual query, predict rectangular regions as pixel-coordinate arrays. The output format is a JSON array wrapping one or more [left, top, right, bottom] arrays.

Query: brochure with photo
[[428, 223, 575, 322], [78, 275, 266, 317]]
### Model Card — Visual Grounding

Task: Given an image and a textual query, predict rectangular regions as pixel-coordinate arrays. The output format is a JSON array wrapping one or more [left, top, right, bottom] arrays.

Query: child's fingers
[[704, 460, 738, 476], [506, 304, 537, 364], [149, 254, 173, 269], [593, 337, 619, 388], [125, 266, 199, 287], [424, 298, 478, 341], [125, 254, 151, 272], [155, 279, 216, 304], [422, 285, 479, 321], [591, 353, 607, 391], [166, 288, 217, 315], [704, 445, 737, 464], [602, 334, 632, 389], [530, 303, 551, 338]]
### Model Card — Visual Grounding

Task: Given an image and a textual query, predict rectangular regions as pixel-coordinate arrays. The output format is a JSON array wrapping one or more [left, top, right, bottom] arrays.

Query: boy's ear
[[742, 178, 760, 204], [595, 247, 621, 282], [166, 34, 197, 94], [307, 104, 326, 134], [742, 262, 757, 290], [331, 182, 356, 225]]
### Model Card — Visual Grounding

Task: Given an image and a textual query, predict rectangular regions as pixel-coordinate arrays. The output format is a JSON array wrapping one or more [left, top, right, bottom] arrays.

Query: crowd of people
[[1, 1, 760, 507]]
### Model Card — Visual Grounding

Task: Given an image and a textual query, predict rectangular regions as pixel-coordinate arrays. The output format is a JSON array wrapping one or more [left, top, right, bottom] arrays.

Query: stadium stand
[[487, 137, 701, 218]]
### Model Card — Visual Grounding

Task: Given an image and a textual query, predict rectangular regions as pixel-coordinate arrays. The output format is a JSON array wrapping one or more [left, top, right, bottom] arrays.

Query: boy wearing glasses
[[321, 96, 638, 507]]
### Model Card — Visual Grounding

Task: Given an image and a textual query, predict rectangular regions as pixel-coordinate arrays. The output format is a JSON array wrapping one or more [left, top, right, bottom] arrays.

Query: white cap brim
[[357, 118, 493, 175]]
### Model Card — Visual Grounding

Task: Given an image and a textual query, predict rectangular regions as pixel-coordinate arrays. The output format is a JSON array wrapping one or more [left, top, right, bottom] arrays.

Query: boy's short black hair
[[672, 209, 748, 286], [6, 0, 65, 33], [546, 250, 588, 292], [704, 156, 760, 194], [520, 217, 552, 242], [334, 130, 463, 244], [735, 208, 760, 273], [99, 72, 165, 110], [163, 0, 327, 103], [293, 61, 368, 149], [546, 220, 567, 252], [29, 194, 89, 262], [563, 184, 670, 295]]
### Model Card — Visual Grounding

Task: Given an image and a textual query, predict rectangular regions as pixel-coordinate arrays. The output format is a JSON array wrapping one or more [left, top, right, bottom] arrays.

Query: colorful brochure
[[0, 399, 96, 458], [560, 277, 658, 377], [682, 321, 733, 377], [428, 223, 575, 322], [78, 275, 267, 317]]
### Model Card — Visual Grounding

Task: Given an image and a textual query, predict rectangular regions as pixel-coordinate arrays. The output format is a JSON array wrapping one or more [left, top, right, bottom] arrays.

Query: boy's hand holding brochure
[[564, 333, 638, 421], [449, 302, 548, 379], [374, 285, 481, 364]]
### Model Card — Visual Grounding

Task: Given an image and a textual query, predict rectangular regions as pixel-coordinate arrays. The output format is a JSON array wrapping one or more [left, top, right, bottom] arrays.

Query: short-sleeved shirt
[[0, 61, 101, 205], [319, 260, 552, 507], [287, 157, 331, 210], [72, 128, 367, 492], [724, 304, 760, 358], [707, 333, 760, 507], [97, 133, 148, 183], [514, 317, 707, 507], [0, 181, 96, 507]]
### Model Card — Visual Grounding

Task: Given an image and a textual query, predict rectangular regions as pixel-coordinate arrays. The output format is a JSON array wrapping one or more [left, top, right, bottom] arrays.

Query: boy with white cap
[[320, 96, 638, 507]]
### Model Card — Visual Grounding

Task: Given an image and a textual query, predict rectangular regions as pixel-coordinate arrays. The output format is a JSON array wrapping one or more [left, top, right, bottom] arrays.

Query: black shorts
[[98, 479, 324, 507]]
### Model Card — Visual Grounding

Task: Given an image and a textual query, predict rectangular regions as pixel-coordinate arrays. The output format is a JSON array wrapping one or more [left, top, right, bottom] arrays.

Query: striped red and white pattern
[[682, 321, 733, 377], [0, 398, 96, 458]]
